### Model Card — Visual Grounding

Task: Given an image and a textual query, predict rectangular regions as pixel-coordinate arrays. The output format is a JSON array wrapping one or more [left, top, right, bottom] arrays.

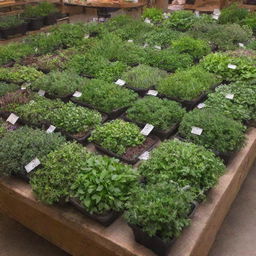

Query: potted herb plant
[[38, 2, 59, 26], [23, 4, 45, 30]]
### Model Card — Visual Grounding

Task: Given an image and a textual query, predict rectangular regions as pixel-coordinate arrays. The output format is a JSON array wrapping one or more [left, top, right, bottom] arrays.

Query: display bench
[[0, 128, 256, 256]]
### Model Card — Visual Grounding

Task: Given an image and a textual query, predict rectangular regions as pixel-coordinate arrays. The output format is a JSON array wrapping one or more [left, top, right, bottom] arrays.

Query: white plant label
[[195, 10, 200, 17], [84, 34, 90, 39], [228, 64, 237, 69], [141, 124, 154, 136], [191, 126, 203, 136], [73, 91, 82, 98], [99, 17, 105, 22], [115, 79, 126, 86], [25, 158, 41, 173], [46, 125, 56, 134], [38, 89, 45, 96], [35, 48, 38, 53], [212, 14, 219, 20], [181, 185, 191, 191], [139, 151, 150, 160], [213, 8, 221, 15], [154, 45, 161, 50], [238, 43, 245, 48], [144, 18, 151, 24], [225, 93, 234, 100], [46, 32, 51, 36], [6, 113, 19, 125], [163, 12, 169, 19], [143, 43, 149, 48], [197, 103, 206, 109], [92, 17, 98, 22], [147, 90, 158, 96], [21, 83, 30, 90], [127, 39, 133, 43]]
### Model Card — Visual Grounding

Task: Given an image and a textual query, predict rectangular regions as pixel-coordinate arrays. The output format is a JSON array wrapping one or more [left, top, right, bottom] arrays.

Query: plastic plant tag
[[127, 39, 133, 43], [191, 126, 203, 136], [163, 12, 169, 19], [144, 18, 151, 24], [197, 103, 206, 109], [115, 79, 126, 86], [25, 158, 41, 173], [21, 83, 30, 90], [228, 64, 237, 69], [46, 32, 51, 36], [139, 151, 150, 160], [147, 90, 158, 96], [143, 43, 149, 48], [195, 10, 200, 17], [213, 8, 221, 15], [154, 45, 161, 50], [212, 14, 219, 20], [46, 125, 56, 134], [73, 91, 82, 98], [84, 34, 90, 39], [35, 48, 38, 53], [238, 43, 245, 48], [38, 89, 45, 96], [92, 17, 98, 22], [225, 93, 234, 100], [141, 124, 154, 136], [6, 113, 19, 125]]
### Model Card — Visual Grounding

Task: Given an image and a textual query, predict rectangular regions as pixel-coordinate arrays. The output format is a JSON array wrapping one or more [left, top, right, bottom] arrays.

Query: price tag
[[38, 89, 45, 96], [228, 64, 237, 69], [191, 126, 203, 136], [46, 125, 56, 133], [141, 124, 154, 136], [143, 43, 149, 48], [225, 93, 234, 100], [73, 91, 82, 98], [195, 10, 200, 17], [238, 43, 245, 48], [115, 79, 126, 86], [144, 18, 151, 24], [25, 158, 41, 173], [147, 90, 158, 96], [197, 103, 206, 109], [127, 39, 133, 43], [84, 34, 90, 39], [139, 151, 150, 160], [154, 45, 161, 50], [6, 113, 19, 125]]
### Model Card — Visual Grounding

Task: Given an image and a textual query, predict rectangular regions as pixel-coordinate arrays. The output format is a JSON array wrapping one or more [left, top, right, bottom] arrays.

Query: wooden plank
[[0, 128, 256, 256]]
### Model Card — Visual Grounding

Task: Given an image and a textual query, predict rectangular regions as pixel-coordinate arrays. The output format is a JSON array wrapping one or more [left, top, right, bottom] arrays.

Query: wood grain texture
[[0, 128, 256, 256]]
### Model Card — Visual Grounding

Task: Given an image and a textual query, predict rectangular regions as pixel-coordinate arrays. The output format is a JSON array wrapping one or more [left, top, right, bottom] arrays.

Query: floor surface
[[0, 162, 256, 256]]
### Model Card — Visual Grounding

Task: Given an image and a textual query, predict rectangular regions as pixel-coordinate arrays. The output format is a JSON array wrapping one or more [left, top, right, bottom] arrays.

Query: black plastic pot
[[26, 16, 44, 31], [70, 198, 120, 226], [0, 22, 28, 39], [44, 13, 57, 26]]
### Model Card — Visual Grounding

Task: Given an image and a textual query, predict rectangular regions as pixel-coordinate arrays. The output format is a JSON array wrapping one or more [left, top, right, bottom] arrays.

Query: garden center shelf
[[0, 128, 256, 256]]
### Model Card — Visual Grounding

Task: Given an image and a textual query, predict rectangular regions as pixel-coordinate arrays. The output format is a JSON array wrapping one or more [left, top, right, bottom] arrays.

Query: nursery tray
[[0, 128, 256, 256], [124, 85, 154, 97]]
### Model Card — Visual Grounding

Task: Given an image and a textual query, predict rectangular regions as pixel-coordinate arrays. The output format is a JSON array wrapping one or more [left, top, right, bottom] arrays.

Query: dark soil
[[122, 136, 155, 160]]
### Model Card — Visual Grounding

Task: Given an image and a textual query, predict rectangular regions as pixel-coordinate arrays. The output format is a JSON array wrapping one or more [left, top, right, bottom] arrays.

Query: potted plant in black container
[[23, 4, 45, 31], [38, 2, 59, 26]]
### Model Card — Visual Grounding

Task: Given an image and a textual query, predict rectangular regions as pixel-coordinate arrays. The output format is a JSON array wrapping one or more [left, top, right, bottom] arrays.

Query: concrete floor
[[0, 163, 256, 256]]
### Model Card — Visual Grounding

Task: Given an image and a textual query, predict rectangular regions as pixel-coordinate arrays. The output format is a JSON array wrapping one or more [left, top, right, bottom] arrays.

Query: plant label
[[212, 14, 219, 20], [197, 103, 206, 109], [92, 17, 98, 22], [38, 89, 45, 96], [46, 125, 56, 133], [127, 39, 133, 43], [115, 79, 126, 86], [238, 43, 245, 48], [144, 18, 151, 24], [213, 8, 221, 15], [6, 113, 19, 125], [225, 93, 234, 100], [195, 11, 200, 17], [21, 83, 30, 90], [73, 91, 82, 97], [181, 185, 191, 191], [35, 48, 38, 53], [84, 34, 90, 39], [163, 13, 169, 19], [25, 158, 41, 173], [46, 32, 51, 37], [227, 64, 237, 69], [154, 45, 161, 50], [191, 126, 203, 136], [139, 151, 150, 160], [147, 90, 158, 96], [143, 43, 149, 48], [141, 124, 154, 136], [99, 17, 105, 22], [29, 100, 35, 105]]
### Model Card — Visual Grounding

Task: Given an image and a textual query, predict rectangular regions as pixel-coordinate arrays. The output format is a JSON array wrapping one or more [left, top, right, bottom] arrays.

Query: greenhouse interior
[[0, 0, 255, 255]]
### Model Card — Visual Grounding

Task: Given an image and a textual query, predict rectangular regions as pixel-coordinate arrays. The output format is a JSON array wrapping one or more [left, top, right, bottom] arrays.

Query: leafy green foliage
[[77, 79, 138, 113], [0, 126, 66, 176], [0, 15, 25, 29], [139, 139, 225, 198], [37, 2, 57, 16], [204, 80, 256, 122], [89, 119, 145, 155], [157, 66, 220, 100], [200, 53, 256, 81], [242, 12, 256, 34], [71, 155, 138, 214], [124, 182, 195, 241], [121, 64, 167, 89], [218, 4, 248, 24], [163, 10, 196, 31], [142, 8, 163, 24], [179, 109, 246, 154], [126, 97, 185, 131], [0, 82, 20, 97], [23, 2, 57, 18], [31, 71, 87, 97], [30, 142, 91, 204], [171, 36, 211, 60]]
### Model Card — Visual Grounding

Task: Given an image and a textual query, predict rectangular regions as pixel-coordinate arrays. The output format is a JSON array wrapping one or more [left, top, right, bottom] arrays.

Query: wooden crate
[[0, 128, 256, 256]]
